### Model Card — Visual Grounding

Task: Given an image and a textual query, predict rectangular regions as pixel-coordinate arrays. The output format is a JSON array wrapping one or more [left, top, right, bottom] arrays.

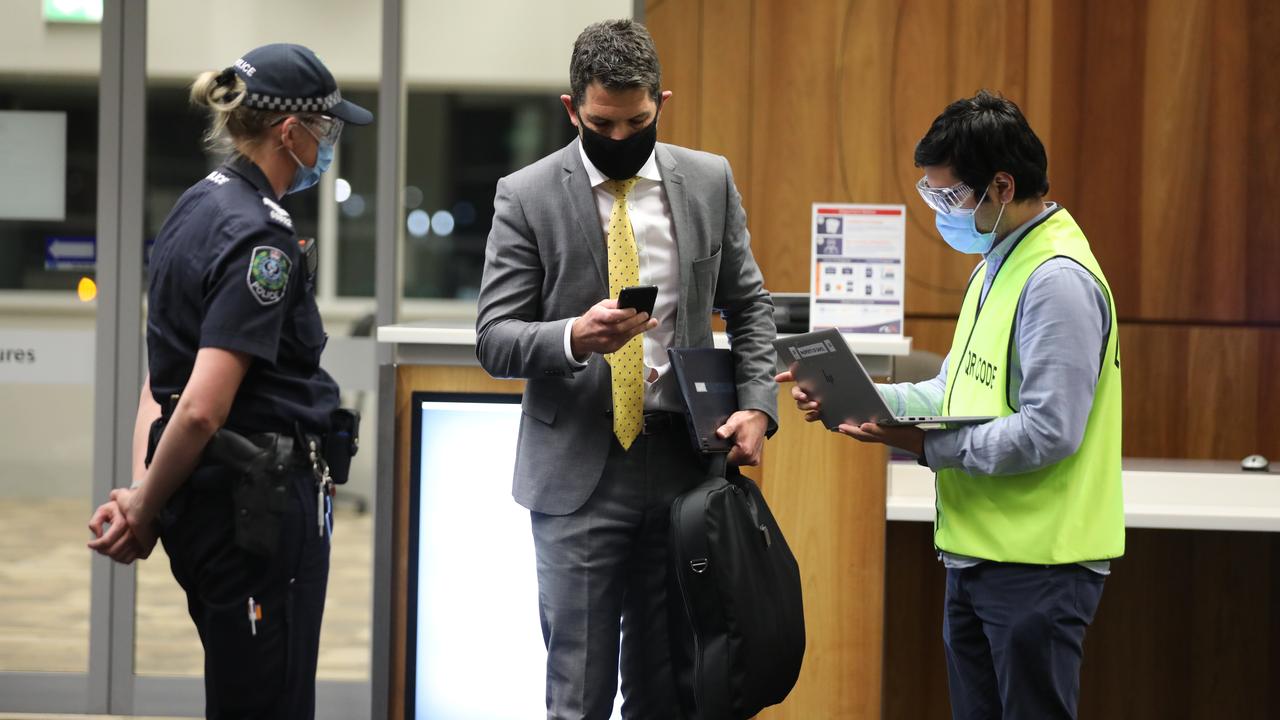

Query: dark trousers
[[943, 562, 1105, 720], [530, 421, 706, 720], [160, 467, 330, 720]]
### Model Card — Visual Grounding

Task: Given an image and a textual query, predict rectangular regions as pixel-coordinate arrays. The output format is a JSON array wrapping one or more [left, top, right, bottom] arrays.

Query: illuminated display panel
[[407, 392, 622, 718]]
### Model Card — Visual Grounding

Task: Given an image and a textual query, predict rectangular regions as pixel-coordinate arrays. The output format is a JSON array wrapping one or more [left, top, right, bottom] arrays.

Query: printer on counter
[[771, 292, 810, 334]]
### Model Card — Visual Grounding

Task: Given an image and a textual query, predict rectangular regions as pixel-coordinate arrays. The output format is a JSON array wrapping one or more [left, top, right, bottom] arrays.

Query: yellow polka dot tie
[[604, 177, 644, 450]]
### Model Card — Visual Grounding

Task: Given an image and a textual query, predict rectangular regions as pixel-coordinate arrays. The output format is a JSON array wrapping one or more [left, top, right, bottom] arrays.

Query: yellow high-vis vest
[[937, 207, 1124, 564]]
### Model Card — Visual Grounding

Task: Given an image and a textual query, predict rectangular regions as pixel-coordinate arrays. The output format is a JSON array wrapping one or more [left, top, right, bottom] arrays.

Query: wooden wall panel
[[646, 0, 702, 156], [1140, 0, 1227, 320], [902, 316, 956, 357], [654, 0, 1280, 324], [1246, 0, 1280, 324], [1024, 0, 1066, 161], [697, 0, 754, 187], [745, 0, 844, 296], [758, 398, 888, 720], [882, 522, 950, 720], [1124, 324, 1280, 459], [1053, 0, 1280, 326], [1061, 0, 1145, 315]]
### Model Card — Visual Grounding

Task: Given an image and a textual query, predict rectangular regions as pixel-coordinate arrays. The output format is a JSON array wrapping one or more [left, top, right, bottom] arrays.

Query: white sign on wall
[[0, 330, 94, 385], [0, 111, 67, 221]]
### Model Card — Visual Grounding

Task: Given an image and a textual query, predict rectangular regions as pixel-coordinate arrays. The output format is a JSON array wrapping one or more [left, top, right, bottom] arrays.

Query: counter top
[[887, 458, 1280, 532], [377, 321, 913, 356]]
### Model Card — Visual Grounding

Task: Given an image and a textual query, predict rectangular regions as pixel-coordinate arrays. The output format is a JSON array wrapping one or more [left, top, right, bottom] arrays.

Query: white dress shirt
[[563, 143, 682, 411]]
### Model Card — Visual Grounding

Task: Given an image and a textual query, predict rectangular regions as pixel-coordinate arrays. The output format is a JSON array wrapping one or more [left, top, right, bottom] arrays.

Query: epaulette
[[261, 196, 294, 231]]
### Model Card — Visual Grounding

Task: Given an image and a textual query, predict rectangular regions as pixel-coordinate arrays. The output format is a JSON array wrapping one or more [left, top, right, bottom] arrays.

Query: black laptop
[[667, 347, 738, 453]]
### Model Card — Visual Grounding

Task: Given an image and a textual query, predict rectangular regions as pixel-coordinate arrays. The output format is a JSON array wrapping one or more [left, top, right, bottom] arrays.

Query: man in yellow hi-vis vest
[[778, 91, 1123, 720]]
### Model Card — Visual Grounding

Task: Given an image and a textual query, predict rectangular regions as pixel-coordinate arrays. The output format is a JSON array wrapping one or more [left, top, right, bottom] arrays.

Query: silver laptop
[[772, 328, 994, 430]]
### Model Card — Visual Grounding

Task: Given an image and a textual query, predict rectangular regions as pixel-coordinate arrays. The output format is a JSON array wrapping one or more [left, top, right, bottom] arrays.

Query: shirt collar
[[577, 138, 662, 188], [222, 154, 278, 198], [985, 201, 1058, 267]]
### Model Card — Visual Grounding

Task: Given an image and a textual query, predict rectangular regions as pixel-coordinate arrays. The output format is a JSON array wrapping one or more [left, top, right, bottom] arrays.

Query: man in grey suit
[[476, 19, 778, 719]]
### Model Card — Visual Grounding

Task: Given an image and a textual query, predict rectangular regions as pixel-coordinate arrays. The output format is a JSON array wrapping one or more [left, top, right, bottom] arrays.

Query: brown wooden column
[[759, 391, 888, 718]]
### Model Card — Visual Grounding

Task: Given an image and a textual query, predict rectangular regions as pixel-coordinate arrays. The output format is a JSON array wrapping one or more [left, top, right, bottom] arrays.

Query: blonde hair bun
[[189, 68, 279, 157], [190, 68, 246, 112]]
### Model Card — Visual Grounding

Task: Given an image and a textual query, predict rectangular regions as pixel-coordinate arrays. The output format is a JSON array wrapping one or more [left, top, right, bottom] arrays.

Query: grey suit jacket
[[476, 138, 778, 515]]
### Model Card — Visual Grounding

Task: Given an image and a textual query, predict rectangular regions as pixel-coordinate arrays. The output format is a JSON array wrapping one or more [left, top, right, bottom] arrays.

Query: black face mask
[[578, 114, 658, 181]]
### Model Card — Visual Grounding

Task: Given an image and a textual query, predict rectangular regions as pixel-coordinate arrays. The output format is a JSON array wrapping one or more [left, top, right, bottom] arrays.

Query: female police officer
[[87, 43, 370, 719]]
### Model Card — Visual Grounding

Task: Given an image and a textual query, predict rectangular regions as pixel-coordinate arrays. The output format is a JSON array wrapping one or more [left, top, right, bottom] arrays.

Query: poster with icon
[[810, 203, 905, 335]]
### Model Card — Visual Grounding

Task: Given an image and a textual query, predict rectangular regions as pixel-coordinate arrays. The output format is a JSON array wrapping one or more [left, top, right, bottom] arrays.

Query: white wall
[[0, 0, 633, 87], [0, 0, 101, 76]]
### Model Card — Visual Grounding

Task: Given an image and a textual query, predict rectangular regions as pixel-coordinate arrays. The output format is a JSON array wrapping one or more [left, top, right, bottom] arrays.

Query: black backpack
[[669, 458, 806, 719]]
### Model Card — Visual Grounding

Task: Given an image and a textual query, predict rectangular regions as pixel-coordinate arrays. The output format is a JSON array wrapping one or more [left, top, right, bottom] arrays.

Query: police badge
[[247, 246, 292, 305]]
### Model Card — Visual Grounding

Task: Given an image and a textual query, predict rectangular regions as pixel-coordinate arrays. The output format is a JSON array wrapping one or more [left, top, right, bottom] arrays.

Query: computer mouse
[[1241, 454, 1270, 471]]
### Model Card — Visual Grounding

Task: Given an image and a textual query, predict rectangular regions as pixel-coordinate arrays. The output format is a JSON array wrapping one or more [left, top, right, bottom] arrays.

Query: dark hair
[[569, 19, 662, 108], [914, 90, 1049, 200]]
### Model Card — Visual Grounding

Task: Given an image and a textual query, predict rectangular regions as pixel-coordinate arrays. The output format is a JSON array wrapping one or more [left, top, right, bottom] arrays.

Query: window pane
[[334, 89, 378, 298], [0, 85, 99, 292], [0, 11, 100, 673], [398, 92, 575, 301]]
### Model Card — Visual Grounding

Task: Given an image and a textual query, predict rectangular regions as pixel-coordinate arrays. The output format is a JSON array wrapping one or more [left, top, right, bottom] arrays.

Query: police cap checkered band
[[245, 89, 343, 114], [229, 43, 372, 125]]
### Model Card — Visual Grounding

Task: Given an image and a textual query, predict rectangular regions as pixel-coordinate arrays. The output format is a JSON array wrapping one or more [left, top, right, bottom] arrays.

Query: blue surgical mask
[[286, 139, 334, 195], [935, 187, 1007, 255]]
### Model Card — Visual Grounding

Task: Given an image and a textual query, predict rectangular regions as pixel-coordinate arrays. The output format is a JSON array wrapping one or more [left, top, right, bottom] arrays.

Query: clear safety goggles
[[273, 114, 344, 145], [915, 175, 974, 215], [304, 114, 344, 145]]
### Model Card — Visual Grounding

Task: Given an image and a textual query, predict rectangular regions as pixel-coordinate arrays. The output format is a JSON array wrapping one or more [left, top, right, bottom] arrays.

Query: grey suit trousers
[[531, 421, 705, 720]]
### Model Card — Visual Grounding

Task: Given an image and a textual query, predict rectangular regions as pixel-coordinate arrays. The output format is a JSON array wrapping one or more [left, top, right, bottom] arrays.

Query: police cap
[[227, 43, 372, 126]]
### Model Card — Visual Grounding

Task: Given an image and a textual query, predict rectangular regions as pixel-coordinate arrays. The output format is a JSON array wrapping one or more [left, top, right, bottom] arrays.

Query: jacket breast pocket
[[690, 247, 722, 306]]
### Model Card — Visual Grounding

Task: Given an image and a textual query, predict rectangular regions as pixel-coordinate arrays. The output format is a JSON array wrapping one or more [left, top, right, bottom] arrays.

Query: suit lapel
[[561, 140, 609, 294], [658, 144, 695, 346]]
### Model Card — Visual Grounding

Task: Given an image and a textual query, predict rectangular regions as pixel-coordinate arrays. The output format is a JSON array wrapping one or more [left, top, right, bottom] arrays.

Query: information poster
[[810, 203, 906, 335]]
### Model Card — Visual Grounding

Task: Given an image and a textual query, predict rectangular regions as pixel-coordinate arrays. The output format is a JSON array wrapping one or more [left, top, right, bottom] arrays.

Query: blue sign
[[45, 236, 95, 270], [44, 236, 157, 270]]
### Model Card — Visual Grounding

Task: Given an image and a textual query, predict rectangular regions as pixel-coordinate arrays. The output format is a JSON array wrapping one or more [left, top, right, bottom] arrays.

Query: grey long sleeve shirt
[[879, 203, 1113, 572]]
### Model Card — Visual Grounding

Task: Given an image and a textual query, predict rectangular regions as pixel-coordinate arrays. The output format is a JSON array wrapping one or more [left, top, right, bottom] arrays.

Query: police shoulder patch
[[246, 245, 292, 306], [262, 197, 293, 230]]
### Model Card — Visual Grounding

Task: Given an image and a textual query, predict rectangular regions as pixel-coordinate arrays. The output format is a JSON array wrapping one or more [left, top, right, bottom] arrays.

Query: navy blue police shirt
[[147, 155, 339, 435]]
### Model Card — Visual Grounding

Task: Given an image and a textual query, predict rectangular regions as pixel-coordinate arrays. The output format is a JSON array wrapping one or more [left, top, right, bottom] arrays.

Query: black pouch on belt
[[204, 429, 291, 558], [145, 416, 168, 467], [323, 408, 360, 485]]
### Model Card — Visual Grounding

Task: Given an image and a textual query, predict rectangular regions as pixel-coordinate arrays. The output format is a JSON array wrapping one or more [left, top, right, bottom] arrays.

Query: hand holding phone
[[570, 288, 659, 358], [617, 284, 658, 318]]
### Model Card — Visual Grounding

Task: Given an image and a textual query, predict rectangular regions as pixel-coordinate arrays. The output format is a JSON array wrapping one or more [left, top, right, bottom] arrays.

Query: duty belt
[[203, 428, 334, 537], [192, 431, 322, 489]]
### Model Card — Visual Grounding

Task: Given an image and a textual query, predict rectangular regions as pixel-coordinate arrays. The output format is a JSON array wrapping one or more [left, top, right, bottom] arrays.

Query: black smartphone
[[617, 284, 658, 317]]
